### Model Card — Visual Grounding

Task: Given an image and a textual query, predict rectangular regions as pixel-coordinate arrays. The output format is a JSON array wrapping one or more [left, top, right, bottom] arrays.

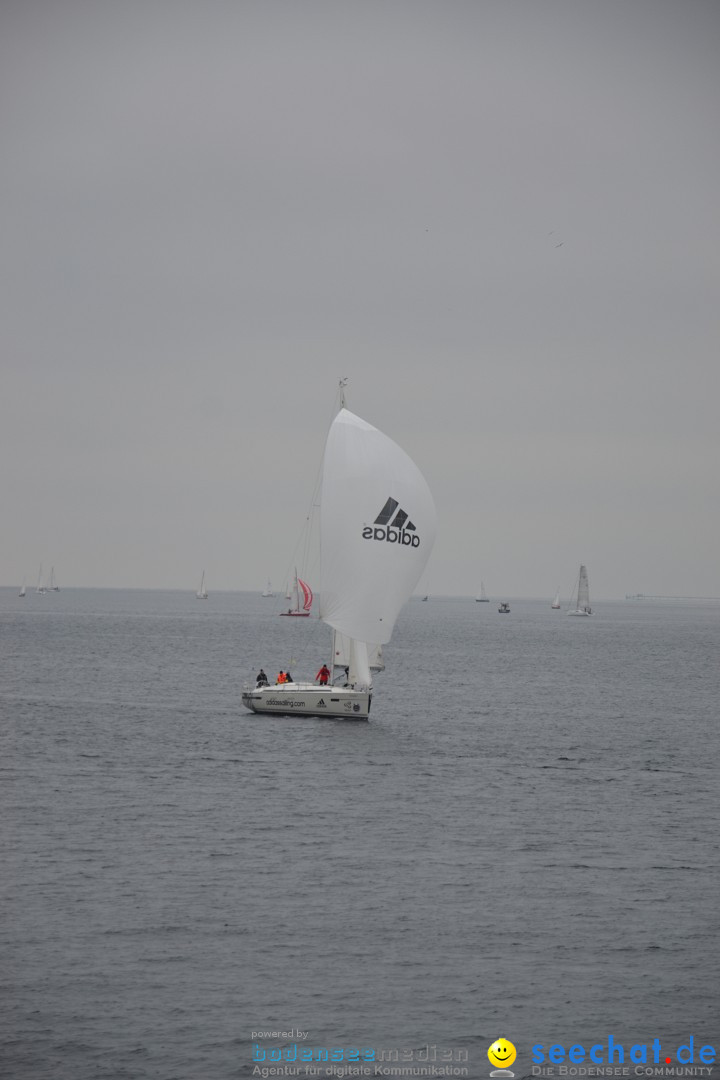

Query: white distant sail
[[568, 565, 592, 616], [196, 571, 208, 599], [551, 587, 561, 609]]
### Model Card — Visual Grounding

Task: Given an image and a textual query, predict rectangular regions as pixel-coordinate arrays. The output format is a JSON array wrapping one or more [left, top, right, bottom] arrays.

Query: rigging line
[[282, 385, 339, 586], [316, 377, 350, 598], [285, 379, 349, 599], [278, 381, 351, 608], [281, 615, 325, 677], [280, 503, 319, 608]]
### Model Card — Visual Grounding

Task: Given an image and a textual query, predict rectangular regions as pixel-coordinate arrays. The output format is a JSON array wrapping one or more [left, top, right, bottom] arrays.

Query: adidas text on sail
[[362, 497, 421, 547]]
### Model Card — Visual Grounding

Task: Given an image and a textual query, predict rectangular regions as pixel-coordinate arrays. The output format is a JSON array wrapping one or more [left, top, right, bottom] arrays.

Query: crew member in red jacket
[[316, 663, 331, 685]]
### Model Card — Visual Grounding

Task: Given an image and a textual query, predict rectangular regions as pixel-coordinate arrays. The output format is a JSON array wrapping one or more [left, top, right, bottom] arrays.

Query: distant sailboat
[[567, 565, 592, 616], [36, 564, 47, 594], [19, 579, 26, 598], [49, 567, 60, 592], [476, 581, 489, 602], [196, 571, 208, 599], [261, 579, 275, 597], [280, 569, 313, 617], [551, 587, 561, 609]]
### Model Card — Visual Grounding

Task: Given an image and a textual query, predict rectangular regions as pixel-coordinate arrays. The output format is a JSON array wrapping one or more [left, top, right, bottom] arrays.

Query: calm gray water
[[2, 588, 718, 1080]]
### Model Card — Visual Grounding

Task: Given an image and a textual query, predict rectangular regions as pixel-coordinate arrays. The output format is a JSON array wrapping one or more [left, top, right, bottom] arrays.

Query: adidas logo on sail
[[362, 497, 421, 547]]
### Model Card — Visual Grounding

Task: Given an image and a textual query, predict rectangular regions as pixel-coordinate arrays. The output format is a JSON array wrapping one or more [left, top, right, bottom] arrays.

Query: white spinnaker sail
[[577, 565, 590, 609], [319, 408, 436, 645]]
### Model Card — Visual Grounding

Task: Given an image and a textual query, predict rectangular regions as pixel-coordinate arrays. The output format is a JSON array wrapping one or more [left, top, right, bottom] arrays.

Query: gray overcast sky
[[2, 0, 718, 598]]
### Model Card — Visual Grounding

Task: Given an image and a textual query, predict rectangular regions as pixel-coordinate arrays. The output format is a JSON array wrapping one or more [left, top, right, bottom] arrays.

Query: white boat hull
[[567, 609, 592, 616], [241, 682, 371, 719]]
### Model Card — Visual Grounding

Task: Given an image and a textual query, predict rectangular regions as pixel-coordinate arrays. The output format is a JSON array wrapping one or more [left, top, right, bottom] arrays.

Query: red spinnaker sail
[[299, 579, 313, 612]]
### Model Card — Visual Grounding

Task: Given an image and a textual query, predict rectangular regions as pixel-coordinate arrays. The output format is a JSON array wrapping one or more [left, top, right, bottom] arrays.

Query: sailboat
[[551, 587, 561, 609], [19, 579, 26, 598], [196, 571, 208, 599], [49, 567, 60, 592], [242, 397, 436, 719], [279, 569, 313, 617], [36, 564, 47, 594], [261, 579, 275, 597], [567, 565, 592, 616], [476, 581, 489, 602]]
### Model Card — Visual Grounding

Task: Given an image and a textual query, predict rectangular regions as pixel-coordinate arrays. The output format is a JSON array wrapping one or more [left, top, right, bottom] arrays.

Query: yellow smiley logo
[[488, 1039, 517, 1069]]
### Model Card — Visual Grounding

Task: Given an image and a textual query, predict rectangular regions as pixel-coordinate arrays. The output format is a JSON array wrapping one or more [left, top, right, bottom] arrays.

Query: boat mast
[[329, 628, 338, 687]]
